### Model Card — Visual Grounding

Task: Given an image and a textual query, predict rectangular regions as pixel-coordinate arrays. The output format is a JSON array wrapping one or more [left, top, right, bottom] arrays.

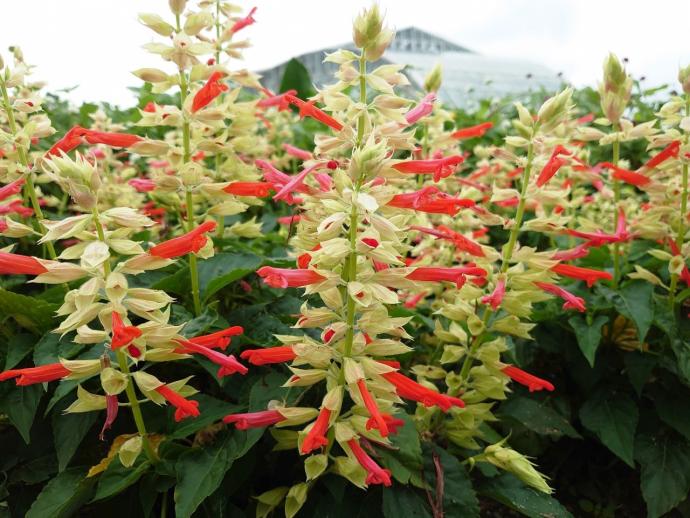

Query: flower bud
[[132, 68, 170, 83], [168, 0, 187, 15], [679, 64, 690, 95], [423, 63, 442, 93], [101, 367, 129, 395], [598, 53, 632, 124], [138, 13, 175, 37], [352, 5, 394, 61], [184, 11, 213, 36], [119, 436, 142, 468]]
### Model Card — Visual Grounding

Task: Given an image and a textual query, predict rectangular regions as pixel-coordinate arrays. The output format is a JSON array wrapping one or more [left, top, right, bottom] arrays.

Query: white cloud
[[2, 0, 689, 106]]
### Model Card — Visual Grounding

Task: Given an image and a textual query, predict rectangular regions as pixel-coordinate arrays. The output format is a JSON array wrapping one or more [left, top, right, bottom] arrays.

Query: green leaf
[[279, 58, 316, 99], [382, 485, 432, 518], [614, 281, 654, 341], [623, 352, 657, 396], [579, 388, 638, 466], [499, 396, 581, 439], [199, 252, 262, 302], [0, 288, 58, 334], [650, 385, 690, 441], [423, 445, 480, 518], [26, 467, 95, 518], [174, 428, 263, 518], [3, 333, 35, 369], [33, 332, 84, 366], [52, 399, 98, 471], [635, 430, 690, 518], [377, 414, 423, 485], [0, 382, 42, 443], [568, 314, 608, 367], [92, 458, 150, 502], [478, 473, 573, 518]]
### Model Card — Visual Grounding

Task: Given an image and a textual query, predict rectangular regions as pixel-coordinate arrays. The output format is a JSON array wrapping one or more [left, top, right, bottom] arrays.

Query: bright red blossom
[[347, 439, 392, 487], [0, 363, 71, 385], [301, 407, 331, 454], [551, 264, 613, 287], [450, 121, 493, 140], [285, 94, 343, 131], [502, 365, 555, 392], [379, 363, 465, 411], [257, 266, 326, 288], [223, 181, 274, 197], [392, 155, 464, 183], [642, 140, 680, 169], [0, 177, 25, 202], [481, 278, 506, 310], [229, 6, 257, 33], [148, 221, 217, 258], [0, 252, 48, 275], [111, 312, 142, 349], [534, 282, 586, 312], [601, 162, 651, 187], [536, 145, 572, 187], [240, 346, 297, 365], [187, 326, 243, 350], [407, 266, 487, 288], [175, 339, 248, 377], [223, 409, 285, 430], [155, 385, 200, 422], [191, 72, 229, 112], [356, 379, 389, 437]]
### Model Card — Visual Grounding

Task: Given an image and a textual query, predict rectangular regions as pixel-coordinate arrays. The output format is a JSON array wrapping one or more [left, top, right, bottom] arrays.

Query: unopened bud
[[138, 13, 175, 37], [423, 63, 442, 93], [168, 0, 187, 15], [678, 64, 690, 95]]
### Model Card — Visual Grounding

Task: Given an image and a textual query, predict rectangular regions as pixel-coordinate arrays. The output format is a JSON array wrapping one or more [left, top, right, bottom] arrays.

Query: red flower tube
[[83, 129, 142, 148], [407, 266, 487, 288], [551, 244, 590, 261], [191, 72, 229, 113], [282, 143, 313, 161], [356, 379, 389, 437], [643, 140, 680, 169], [0, 177, 25, 202], [223, 409, 285, 430], [111, 312, 142, 349], [46, 125, 88, 156], [148, 221, 217, 258], [379, 365, 464, 411], [0, 363, 71, 385], [392, 156, 464, 183], [535, 145, 572, 187], [0, 200, 33, 217], [257, 266, 326, 288], [411, 225, 484, 257], [450, 121, 493, 140], [534, 281, 586, 312], [301, 407, 331, 454], [155, 384, 200, 422], [480, 278, 506, 310], [404, 93, 436, 125], [0, 252, 48, 275], [285, 94, 343, 131], [240, 346, 297, 365], [600, 162, 651, 187], [347, 438, 392, 487], [187, 326, 243, 350], [223, 181, 274, 197], [551, 263, 612, 287], [257, 88, 296, 111], [100, 394, 119, 440], [229, 6, 257, 34], [502, 365, 555, 392], [404, 291, 427, 308], [128, 178, 156, 192], [175, 339, 248, 377]]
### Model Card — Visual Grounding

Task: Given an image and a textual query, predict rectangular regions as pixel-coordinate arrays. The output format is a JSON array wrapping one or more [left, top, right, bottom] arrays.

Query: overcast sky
[[3, 1, 690, 106]]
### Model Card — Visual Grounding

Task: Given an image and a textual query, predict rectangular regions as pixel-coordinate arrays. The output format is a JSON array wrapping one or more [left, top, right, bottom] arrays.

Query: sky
[[3, 0, 690, 107]]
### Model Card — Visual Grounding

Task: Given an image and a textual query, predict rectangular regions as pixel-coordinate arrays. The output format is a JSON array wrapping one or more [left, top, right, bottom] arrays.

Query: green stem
[[669, 97, 690, 309], [92, 207, 156, 463], [458, 139, 536, 382], [338, 54, 368, 385], [0, 79, 57, 259], [176, 16, 201, 316], [612, 132, 621, 288]]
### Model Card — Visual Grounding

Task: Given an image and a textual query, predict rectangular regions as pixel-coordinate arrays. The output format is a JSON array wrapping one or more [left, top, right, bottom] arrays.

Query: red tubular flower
[[273, 163, 327, 202], [0, 251, 48, 275], [128, 178, 156, 192], [257, 266, 326, 288], [404, 93, 436, 125], [551, 263, 612, 287], [155, 385, 200, 422], [223, 181, 274, 197], [0, 363, 71, 385], [148, 221, 217, 258], [356, 379, 389, 437], [551, 244, 590, 261], [393, 156, 464, 183], [450, 121, 493, 140], [404, 291, 427, 308], [277, 215, 302, 225], [0, 177, 25, 202], [502, 365, 554, 392], [282, 143, 313, 161], [534, 281, 586, 312], [388, 188, 474, 216], [83, 129, 142, 148], [240, 346, 297, 365], [223, 409, 285, 430], [285, 94, 343, 131], [257, 88, 296, 111], [536, 145, 572, 187], [600, 162, 651, 187], [175, 339, 248, 377], [412, 225, 484, 257], [379, 366, 464, 411], [46, 125, 88, 156], [347, 438, 392, 487], [111, 312, 142, 349], [188, 326, 243, 350], [481, 278, 506, 310], [407, 266, 487, 288], [191, 72, 229, 113], [643, 140, 680, 169], [229, 6, 257, 33], [301, 407, 331, 454], [100, 395, 119, 440], [669, 239, 690, 287], [143, 101, 157, 112], [0, 200, 33, 217]]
